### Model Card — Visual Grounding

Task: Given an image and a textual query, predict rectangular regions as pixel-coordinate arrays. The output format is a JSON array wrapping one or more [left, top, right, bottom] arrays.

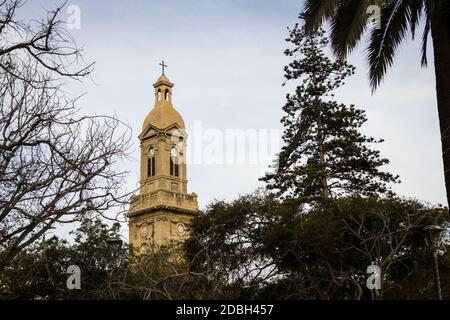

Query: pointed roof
[[153, 74, 173, 88], [142, 74, 185, 132]]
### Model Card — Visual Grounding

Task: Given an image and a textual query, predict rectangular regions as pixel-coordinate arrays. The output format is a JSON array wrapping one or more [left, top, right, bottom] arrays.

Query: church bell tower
[[128, 64, 199, 251]]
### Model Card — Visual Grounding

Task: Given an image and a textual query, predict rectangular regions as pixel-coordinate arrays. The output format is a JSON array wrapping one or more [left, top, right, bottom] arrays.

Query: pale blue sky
[[20, 1, 447, 234]]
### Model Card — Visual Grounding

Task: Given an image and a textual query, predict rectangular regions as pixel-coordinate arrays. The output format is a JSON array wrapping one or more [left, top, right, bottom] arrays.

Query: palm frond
[[366, 0, 412, 91], [408, 0, 423, 39], [304, 0, 340, 33], [330, 0, 372, 60], [420, 15, 430, 66], [419, 0, 436, 67]]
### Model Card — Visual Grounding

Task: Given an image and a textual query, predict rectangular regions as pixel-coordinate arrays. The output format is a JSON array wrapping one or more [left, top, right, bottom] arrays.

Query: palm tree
[[303, 0, 450, 206]]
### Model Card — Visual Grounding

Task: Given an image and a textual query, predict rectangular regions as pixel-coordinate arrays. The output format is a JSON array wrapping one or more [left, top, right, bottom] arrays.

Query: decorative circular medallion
[[176, 222, 186, 236]]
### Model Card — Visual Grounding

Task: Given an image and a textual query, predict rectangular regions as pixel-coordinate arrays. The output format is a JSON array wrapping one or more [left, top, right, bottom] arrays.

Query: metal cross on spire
[[159, 60, 167, 75]]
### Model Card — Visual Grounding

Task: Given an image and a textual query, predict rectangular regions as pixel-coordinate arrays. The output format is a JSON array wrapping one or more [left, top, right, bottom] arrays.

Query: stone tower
[[128, 72, 198, 252]]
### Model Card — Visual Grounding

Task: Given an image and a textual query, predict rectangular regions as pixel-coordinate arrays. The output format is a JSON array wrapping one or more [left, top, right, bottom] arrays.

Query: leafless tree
[[341, 206, 440, 300], [0, 0, 93, 81], [102, 244, 233, 300], [0, 0, 132, 272]]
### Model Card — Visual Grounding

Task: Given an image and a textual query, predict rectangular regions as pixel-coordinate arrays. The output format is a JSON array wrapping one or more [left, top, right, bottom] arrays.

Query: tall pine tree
[[262, 23, 399, 202]]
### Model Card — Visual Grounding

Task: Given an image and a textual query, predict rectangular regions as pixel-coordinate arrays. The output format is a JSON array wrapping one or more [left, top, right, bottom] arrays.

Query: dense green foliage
[[0, 219, 230, 300], [186, 192, 450, 300], [0, 219, 129, 299], [0, 196, 448, 300]]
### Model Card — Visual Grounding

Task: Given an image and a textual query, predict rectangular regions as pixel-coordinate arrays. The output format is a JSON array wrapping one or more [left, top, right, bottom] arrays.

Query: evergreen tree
[[262, 23, 399, 201]]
